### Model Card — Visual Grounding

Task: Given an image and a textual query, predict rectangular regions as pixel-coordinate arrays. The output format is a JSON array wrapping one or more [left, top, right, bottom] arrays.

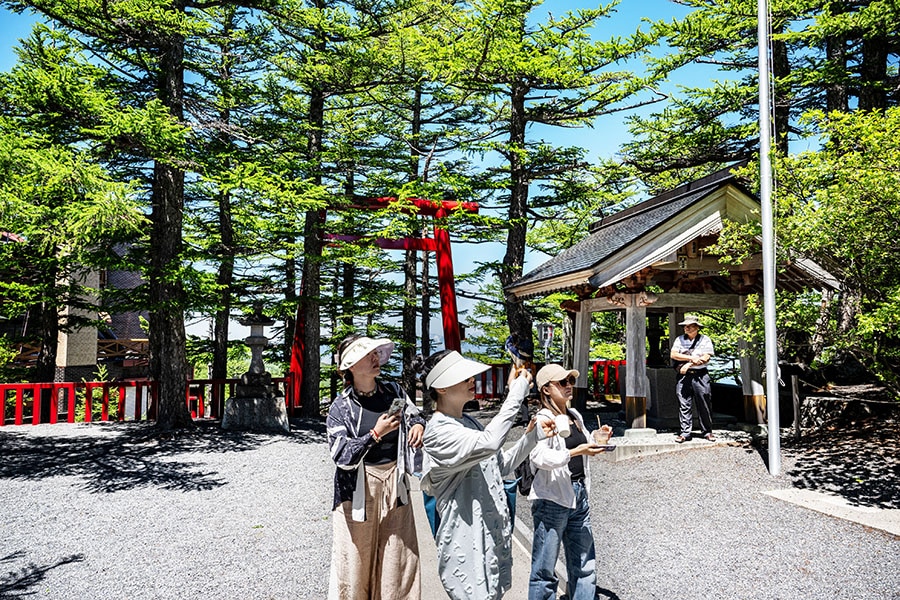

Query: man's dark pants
[[676, 369, 713, 438]]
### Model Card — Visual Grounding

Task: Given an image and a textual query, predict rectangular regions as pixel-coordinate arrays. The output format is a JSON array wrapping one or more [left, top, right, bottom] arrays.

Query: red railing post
[[32, 384, 44, 425], [116, 385, 126, 421], [15, 386, 25, 425], [101, 383, 110, 421], [133, 381, 143, 421], [197, 384, 205, 418], [84, 382, 94, 423], [62, 383, 76, 423]]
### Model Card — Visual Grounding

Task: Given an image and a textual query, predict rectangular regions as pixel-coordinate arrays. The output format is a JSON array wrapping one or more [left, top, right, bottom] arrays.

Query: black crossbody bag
[[672, 334, 701, 372]]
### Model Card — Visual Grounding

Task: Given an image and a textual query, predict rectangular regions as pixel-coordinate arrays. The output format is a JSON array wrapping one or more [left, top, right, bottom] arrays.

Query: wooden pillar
[[668, 309, 684, 350], [625, 296, 648, 429], [736, 298, 765, 424], [561, 311, 574, 371], [571, 302, 591, 412]]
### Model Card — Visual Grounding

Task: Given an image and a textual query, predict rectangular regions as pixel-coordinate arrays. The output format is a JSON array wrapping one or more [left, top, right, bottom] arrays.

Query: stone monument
[[221, 305, 290, 434]]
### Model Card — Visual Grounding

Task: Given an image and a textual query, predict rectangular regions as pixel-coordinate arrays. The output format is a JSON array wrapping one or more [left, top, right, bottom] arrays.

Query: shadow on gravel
[[0, 418, 326, 494], [747, 415, 900, 510], [0, 550, 84, 598], [781, 419, 900, 510]]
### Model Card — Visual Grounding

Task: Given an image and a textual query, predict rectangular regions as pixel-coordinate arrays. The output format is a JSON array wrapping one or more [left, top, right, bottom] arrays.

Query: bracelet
[[369, 428, 382, 443]]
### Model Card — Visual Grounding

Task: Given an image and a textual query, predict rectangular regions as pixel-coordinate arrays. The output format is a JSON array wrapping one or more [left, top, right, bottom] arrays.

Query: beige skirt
[[328, 461, 421, 600]]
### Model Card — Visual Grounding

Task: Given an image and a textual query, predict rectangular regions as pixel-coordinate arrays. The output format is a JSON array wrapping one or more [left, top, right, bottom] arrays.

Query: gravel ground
[[2, 417, 898, 600]]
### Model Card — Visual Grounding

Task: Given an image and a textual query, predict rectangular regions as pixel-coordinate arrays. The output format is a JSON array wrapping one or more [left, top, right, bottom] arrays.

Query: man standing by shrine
[[670, 315, 716, 443]]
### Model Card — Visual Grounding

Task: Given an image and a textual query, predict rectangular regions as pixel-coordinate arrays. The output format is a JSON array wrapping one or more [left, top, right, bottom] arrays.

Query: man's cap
[[678, 315, 703, 327], [536, 364, 580, 390], [424, 350, 490, 389], [338, 337, 394, 371]]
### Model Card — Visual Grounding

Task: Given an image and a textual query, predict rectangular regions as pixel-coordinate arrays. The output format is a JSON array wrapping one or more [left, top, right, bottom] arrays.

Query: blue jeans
[[528, 481, 597, 600]]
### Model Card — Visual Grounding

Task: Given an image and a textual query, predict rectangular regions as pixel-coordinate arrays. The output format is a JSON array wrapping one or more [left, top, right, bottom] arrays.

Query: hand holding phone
[[387, 397, 405, 416]]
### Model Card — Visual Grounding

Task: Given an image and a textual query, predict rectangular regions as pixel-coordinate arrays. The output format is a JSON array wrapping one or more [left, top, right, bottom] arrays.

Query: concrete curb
[[599, 429, 752, 462], [764, 488, 900, 538]]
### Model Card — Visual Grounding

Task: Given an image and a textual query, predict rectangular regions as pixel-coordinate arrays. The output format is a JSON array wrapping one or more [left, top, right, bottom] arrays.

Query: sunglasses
[[553, 376, 577, 387]]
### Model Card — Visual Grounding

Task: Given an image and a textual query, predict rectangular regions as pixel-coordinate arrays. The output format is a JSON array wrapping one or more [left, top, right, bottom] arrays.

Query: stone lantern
[[221, 304, 290, 434]]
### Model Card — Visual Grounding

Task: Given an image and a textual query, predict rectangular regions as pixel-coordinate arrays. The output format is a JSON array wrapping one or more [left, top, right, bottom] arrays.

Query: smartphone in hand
[[387, 397, 405, 416]]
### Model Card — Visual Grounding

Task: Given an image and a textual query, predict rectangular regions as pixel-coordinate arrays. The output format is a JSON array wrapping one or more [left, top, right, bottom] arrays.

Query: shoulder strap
[[687, 335, 701, 351]]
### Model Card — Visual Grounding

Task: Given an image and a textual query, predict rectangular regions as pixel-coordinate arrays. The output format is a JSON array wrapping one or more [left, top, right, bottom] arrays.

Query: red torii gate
[[288, 196, 479, 409]]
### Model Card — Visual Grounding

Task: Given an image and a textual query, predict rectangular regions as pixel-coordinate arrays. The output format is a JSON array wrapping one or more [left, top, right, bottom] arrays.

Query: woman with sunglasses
[[420, 349, 552, 600], [326, 334, 426, 600], [528, 364, 612, 600]]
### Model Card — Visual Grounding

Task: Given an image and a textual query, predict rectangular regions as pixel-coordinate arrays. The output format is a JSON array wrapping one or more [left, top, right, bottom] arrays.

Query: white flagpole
[[757, 0, 781, 475]]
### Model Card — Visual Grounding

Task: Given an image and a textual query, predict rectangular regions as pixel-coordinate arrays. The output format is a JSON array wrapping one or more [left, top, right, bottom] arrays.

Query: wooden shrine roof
[[508, 163, 839, 300]]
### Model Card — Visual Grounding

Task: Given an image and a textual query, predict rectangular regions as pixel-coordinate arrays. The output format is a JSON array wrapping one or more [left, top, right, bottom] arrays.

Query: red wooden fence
[[0, 362, 623, 426], [0, 373, 296, 426], [471, 360, 624, 404], [591, 359, 625, 400]]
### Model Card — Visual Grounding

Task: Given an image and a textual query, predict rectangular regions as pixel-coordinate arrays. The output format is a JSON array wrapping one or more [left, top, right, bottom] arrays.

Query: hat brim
[[678, 320, 702, 327], [536, 364, 580, 390], [339, 337, 394, 371], [425, 351, 490, 389]]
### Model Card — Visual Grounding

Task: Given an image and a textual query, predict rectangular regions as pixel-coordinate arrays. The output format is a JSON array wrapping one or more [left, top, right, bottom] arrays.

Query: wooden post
[[736, 298, 765, 424], [625, 296, 648, 429], [792, 374, 801, 441], [571, 303, 591, 412]]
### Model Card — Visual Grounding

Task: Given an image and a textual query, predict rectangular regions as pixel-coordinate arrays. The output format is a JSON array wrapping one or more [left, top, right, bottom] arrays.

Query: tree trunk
[[402, 247, 417, 396], [32, 252, 59, 386], [33, 259, 60, 423], [212, 188, 234, 381], [284, 257, 296, 363], [499, 78, 533, 345], [212, 18, 236, 383], [421, 242, 431, 359], [150, 27, 191, 430], [810, 290, 832, 360], [859, 36, 888, 111], [837, 286, 860, 334], [825, 1, 849, 113], [297, 83, 325, 418], [772, 33, 791, 155], [402, 86, 422, 397]]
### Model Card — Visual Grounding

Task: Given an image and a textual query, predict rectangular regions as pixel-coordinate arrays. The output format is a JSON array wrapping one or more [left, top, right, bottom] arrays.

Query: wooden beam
[[582, 292, 742, 313], [654, 254, 762, 271]]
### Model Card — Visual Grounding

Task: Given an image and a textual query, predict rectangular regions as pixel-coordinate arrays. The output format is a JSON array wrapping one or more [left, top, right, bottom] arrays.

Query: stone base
[[623, 427, 658, 441], [646, 367, 679, 428], [221, 395, 290, 434]]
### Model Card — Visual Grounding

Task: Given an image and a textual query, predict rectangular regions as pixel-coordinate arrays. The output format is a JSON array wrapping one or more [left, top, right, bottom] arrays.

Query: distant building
[[2, 235, 149, 382]]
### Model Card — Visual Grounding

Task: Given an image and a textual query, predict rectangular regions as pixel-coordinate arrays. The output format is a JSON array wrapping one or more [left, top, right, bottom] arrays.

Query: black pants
[[676, 369, 712, 437]]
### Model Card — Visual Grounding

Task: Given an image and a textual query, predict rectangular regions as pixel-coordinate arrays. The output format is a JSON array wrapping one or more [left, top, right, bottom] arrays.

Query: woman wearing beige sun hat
[[528, 364, 612, 600], [326, 334, 426, 600], [419, 349, 554, 600]]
